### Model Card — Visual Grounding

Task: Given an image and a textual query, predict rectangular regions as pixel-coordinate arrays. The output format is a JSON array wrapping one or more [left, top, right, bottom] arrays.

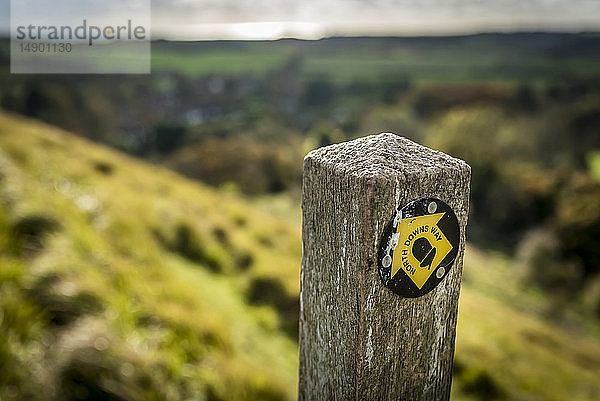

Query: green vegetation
[[149, 35, 600, 85], [588, 151, 600, 181], [0, 112, 300, 400], [1, 111, 600, 400], [453, 246, 600, 401], [152, 50, 292, 78], [1, 32, 600, 400]]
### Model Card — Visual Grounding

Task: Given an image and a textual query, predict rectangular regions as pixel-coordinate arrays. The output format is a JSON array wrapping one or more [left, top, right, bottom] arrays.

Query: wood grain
[[299, 133, 471, 401]]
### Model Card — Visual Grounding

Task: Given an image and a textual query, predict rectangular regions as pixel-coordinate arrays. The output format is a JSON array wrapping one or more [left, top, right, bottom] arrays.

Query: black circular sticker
[[378, 197, 460, 298]]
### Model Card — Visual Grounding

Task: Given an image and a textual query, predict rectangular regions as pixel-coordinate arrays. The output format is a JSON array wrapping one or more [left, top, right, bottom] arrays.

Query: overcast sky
[[2, 0, 600, 39]]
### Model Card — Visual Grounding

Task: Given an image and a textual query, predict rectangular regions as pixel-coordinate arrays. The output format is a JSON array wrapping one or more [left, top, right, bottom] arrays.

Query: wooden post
[[299, 133, 471, 401]]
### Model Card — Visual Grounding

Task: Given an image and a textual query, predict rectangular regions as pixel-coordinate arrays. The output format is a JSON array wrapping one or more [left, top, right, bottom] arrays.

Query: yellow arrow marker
[[390, 212, 453, 289]]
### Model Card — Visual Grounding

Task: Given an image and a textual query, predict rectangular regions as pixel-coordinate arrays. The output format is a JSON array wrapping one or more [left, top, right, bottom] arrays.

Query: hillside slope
[[0, 111, 300, 400], [454, 247, 600, 401], [0, 111, 599, 401]]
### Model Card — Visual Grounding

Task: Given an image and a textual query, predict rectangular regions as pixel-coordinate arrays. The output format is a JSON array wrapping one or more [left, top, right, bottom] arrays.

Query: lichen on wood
[[299, 133, 471, 401]]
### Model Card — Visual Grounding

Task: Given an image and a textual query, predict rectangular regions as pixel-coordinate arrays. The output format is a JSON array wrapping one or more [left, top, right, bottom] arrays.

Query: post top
[[304, 133, 470, 180]]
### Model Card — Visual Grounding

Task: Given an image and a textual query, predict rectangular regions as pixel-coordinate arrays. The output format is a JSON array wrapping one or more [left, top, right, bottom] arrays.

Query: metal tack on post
[[299, 133, 471, 401]]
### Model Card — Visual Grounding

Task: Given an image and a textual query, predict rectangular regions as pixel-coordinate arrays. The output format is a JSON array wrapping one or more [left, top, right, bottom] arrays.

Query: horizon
[[1, 0, 600, 40], [1, 29, 598, 43]]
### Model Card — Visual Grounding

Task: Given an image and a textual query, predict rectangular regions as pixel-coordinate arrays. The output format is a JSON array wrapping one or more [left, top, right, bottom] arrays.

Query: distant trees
[[424, 94, 600, 318]]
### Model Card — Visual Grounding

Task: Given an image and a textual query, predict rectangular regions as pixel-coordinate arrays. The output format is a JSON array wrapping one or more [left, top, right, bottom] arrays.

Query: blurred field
[[152, 44, 293, 77], [1, 112, 600, 400], [150, 34, 600, 85]]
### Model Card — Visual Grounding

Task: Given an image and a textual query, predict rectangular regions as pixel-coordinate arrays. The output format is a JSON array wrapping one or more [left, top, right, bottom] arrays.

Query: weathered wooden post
[[299, 133, 470, 400]]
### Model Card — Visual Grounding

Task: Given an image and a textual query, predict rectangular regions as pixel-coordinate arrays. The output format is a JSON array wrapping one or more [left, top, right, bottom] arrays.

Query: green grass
[[151, 48, 292, 77], [148, 35, 600, 86], [588, 151, 600, 182], [452, 246, 600, 401], [0, 111, 300, 400], [0, 111, 599, 400]]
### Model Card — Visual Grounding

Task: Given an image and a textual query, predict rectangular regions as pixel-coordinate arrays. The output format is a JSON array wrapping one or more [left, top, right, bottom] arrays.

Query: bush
[[27, 273, 104, 327], [555, 173, 600, 278], [9, 214, 61, 256], [247, 277, 298, 340], [516, 227, 582, 294], [165, 138, 302, 195]]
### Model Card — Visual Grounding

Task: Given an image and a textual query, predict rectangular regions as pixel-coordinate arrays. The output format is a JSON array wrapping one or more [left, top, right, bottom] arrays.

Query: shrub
[[247, 277, 298, 340], [9, 214, 60, 256], [516, 227, 582, 294]]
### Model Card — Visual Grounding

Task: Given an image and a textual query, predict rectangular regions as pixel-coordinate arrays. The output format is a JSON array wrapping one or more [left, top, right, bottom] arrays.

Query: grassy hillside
[[0, 111, 300, 400], [454, 246, 600, 401], [0, 111, 599, 400]]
